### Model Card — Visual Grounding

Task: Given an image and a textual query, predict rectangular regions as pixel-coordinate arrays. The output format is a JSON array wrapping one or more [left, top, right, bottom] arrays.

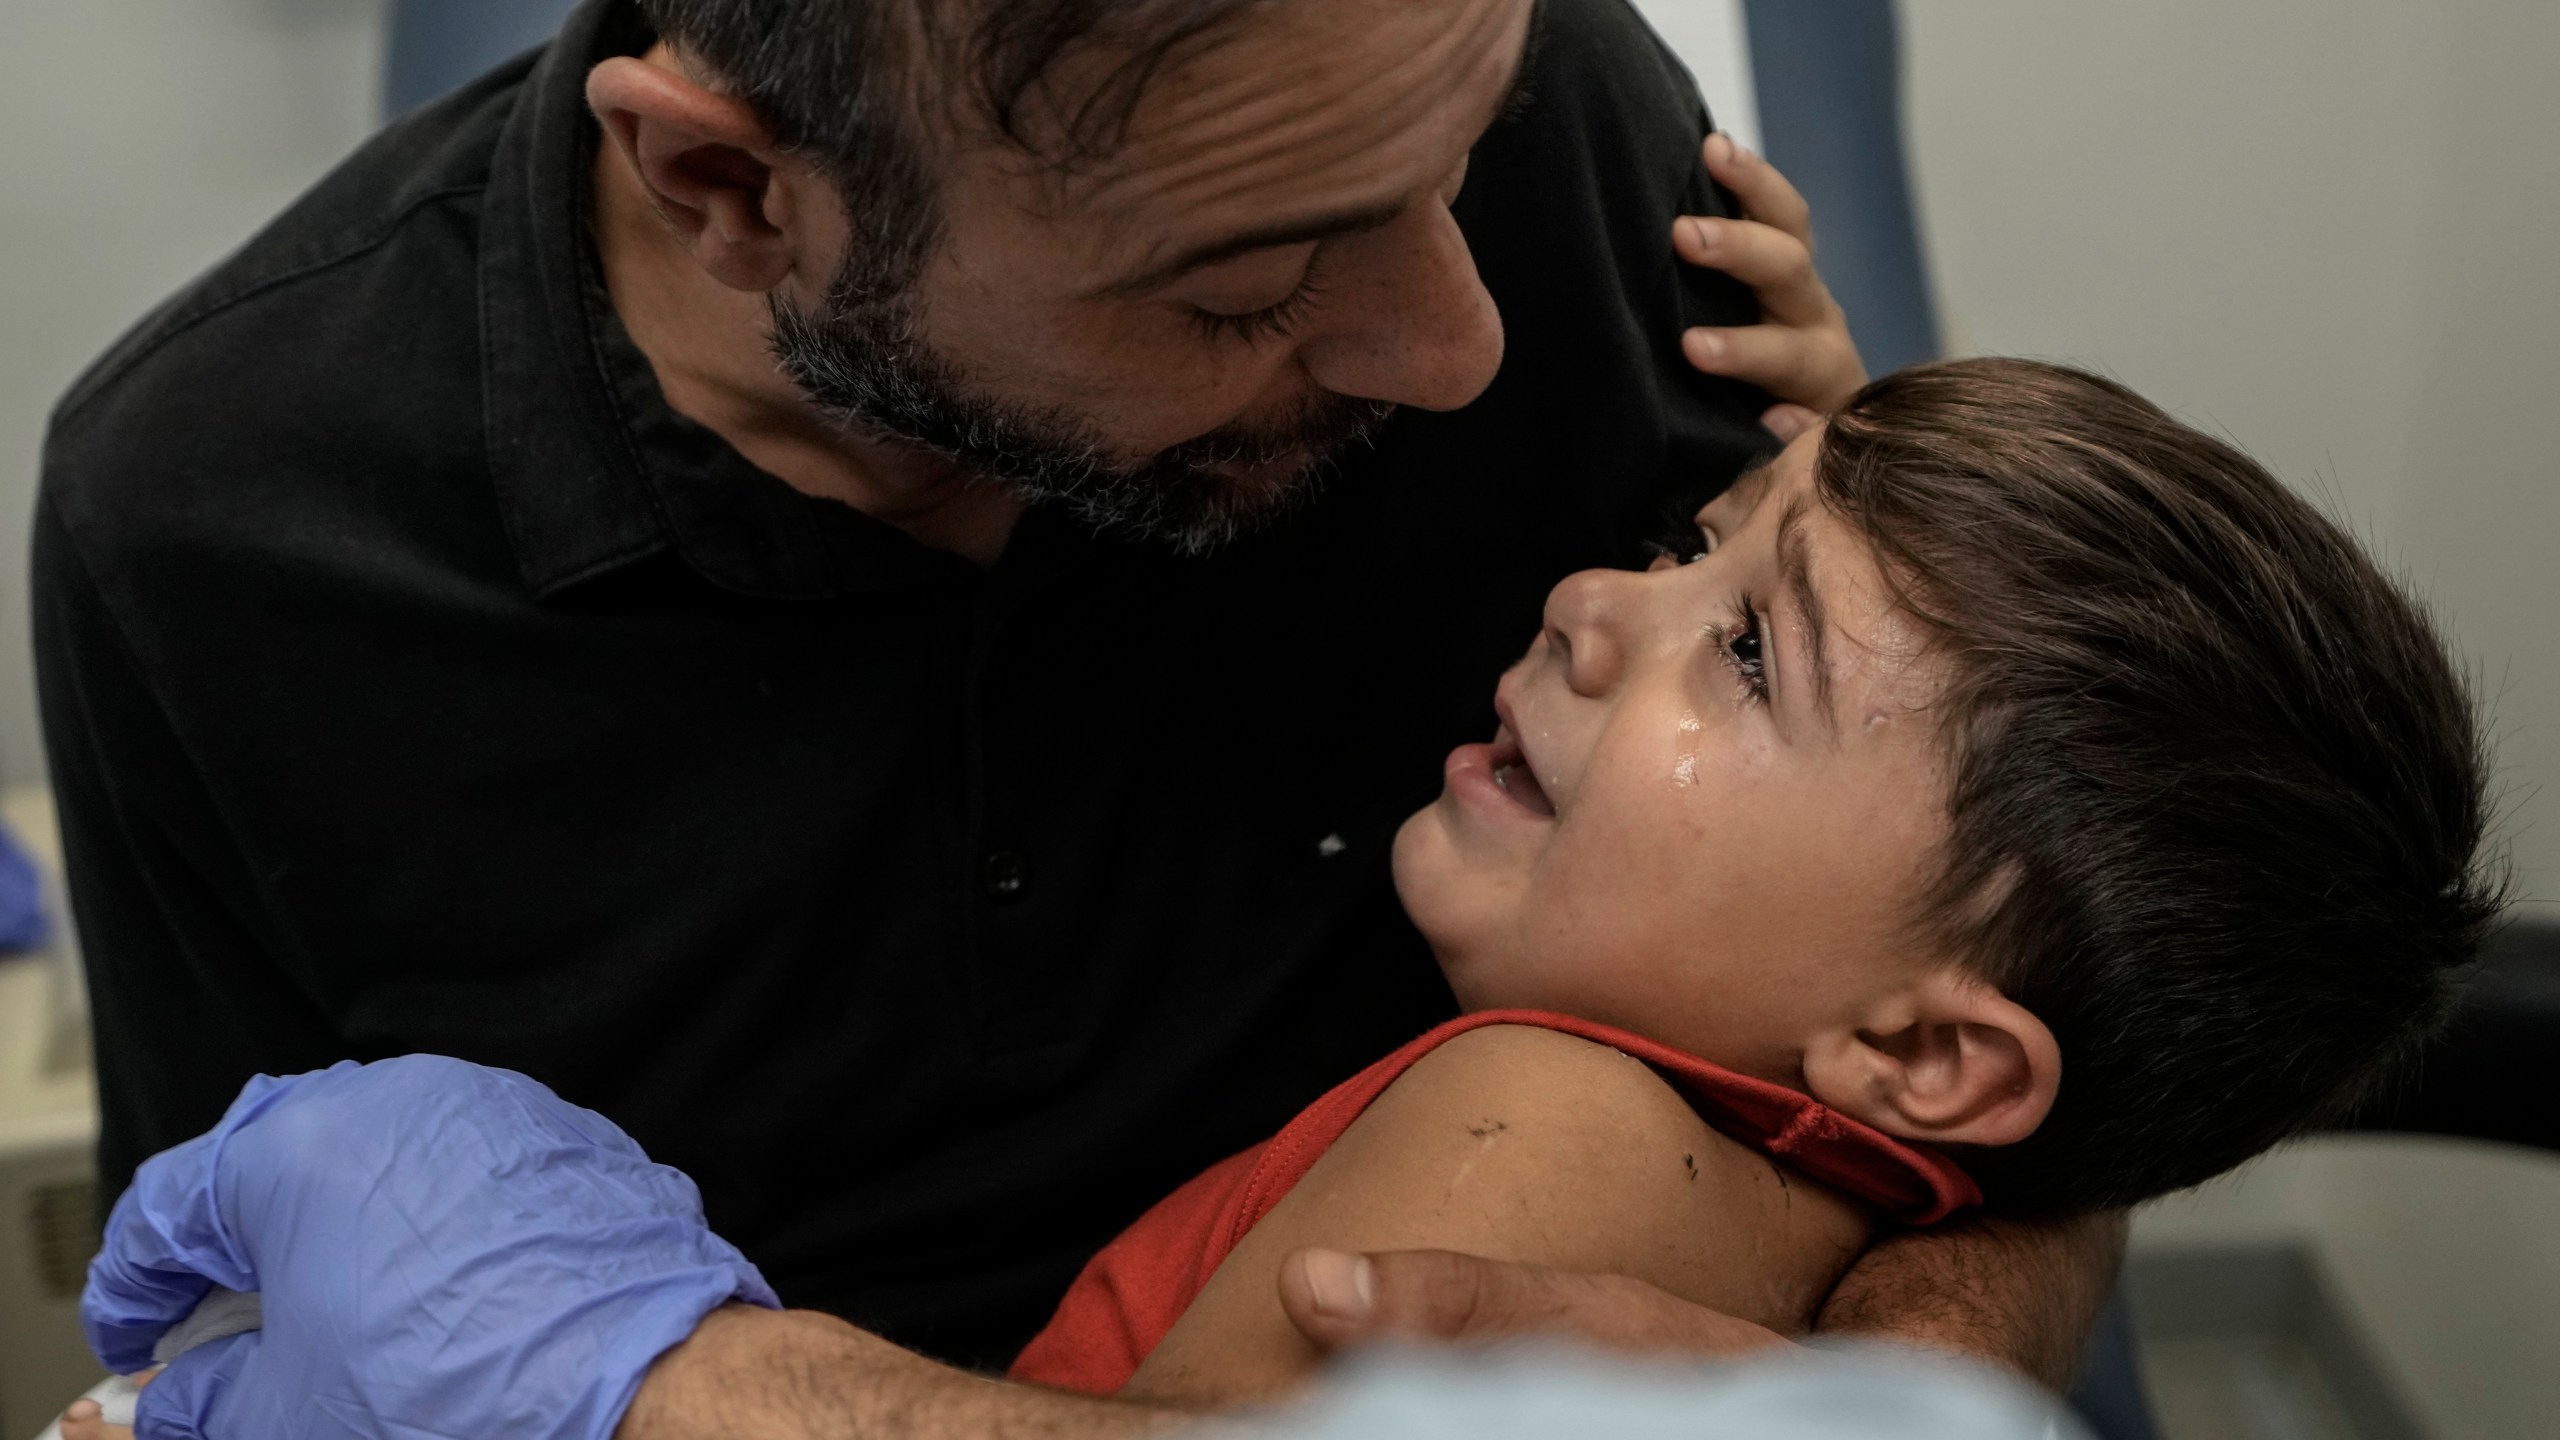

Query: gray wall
[[0, 0, 386, 787], [1894, 6, 2560, 1435], [1903, 0, 2560, 902]]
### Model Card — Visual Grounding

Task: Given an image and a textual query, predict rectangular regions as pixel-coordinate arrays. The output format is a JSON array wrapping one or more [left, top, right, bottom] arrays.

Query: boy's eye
[[1721, 601, 1770, 703], [1645, 522, 1719, 567]]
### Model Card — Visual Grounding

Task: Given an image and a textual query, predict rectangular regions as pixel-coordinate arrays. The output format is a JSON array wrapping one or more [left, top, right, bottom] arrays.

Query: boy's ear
[[1801, 969, 2059, 1148], [587, 54, 806, 294]]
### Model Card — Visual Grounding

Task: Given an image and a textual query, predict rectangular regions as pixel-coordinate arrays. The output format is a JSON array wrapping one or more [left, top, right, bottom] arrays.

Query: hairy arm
[[620, 1307, 1192, 1440], [1126, 1025, 1871, 1407], [1815, 1209, 2129, 1390]]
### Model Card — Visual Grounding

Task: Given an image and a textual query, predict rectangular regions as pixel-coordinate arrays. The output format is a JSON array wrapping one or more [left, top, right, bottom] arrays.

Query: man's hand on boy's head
[[1279, 1248, 1795, 1360]]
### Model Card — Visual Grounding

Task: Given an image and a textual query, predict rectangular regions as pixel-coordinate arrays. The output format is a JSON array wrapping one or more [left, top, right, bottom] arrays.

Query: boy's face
[[1393, 430, 1957, 1084]]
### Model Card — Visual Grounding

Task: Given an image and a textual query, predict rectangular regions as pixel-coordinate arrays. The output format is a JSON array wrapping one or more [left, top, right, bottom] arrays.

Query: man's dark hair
[[633, 0, 1258, 297], [1816, 357, 2504, 1214]]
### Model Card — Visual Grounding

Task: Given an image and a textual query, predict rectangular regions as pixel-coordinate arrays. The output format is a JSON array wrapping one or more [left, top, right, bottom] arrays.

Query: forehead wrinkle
[[1064, 0, 1522, 271], [1095, 93, 1431, 225], [1122, 0, 1516, 172]]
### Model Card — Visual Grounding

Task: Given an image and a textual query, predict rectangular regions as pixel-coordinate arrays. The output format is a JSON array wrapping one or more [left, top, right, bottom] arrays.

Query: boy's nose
[[1541, 567, 1643, 698]]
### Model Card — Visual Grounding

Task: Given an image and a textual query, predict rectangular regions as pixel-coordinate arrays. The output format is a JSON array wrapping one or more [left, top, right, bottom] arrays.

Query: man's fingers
[[1280, 1247, 1561, 1348], [1281, 1248, 1795, 1359], [1672, 217, 1831, 327], [1702, 132, 1813, 244]]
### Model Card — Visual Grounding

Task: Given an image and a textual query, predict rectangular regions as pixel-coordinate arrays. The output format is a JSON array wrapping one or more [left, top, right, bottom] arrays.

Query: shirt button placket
[[982, 850, 1028, 901]]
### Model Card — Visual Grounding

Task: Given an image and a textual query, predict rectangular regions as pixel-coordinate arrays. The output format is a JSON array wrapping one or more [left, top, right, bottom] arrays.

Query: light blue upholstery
[[384, 0, 582, 120], [1741, 0, 1942, 376]]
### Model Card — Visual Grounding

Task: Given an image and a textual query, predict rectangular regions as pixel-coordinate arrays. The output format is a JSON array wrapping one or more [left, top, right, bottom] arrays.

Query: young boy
[[65, 358, 2496, 1439], [1005, 356, 2499, 1404]]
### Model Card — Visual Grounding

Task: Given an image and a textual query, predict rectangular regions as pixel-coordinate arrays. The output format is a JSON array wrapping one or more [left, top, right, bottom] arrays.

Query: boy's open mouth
[[1488, 729, 1558, 817]]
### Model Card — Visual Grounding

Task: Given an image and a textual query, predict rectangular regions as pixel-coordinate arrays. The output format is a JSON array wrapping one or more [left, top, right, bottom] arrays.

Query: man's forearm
[[1813, 1210, 2128, 1390], [619, 1306, 1192, 1440]]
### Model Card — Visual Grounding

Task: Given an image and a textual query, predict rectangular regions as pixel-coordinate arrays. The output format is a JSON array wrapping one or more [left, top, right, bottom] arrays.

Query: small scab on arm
[[1766, 1155, 1793, 1206]]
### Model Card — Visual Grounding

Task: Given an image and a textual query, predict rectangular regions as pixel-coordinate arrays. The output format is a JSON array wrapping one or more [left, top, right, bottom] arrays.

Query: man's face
[[773, 0, 1532, 551]]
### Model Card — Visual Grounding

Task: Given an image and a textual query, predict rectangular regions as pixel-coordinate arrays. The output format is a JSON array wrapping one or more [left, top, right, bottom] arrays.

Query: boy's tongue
[[1495, 760, 1556, 817]]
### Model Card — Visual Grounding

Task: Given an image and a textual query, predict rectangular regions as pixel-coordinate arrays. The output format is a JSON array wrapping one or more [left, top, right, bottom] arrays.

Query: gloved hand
[[83, 1055, 779, 1440]]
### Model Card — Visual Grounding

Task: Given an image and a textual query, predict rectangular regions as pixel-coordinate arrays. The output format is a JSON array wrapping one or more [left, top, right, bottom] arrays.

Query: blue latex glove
[[83, 1056, 779, 1440]]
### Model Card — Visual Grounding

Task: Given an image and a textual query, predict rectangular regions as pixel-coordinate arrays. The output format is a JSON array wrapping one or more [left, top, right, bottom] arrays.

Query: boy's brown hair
[[1816, 358, 2501, 1212]]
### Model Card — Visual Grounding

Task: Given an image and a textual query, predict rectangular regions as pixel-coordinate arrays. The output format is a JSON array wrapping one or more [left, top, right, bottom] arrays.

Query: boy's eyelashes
[[1635, 521, 1772, 706], [1719, 596, 1772, 704]]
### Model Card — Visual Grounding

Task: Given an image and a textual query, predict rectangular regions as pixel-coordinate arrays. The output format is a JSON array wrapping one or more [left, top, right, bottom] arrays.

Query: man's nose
[[1298, 201, 1504, 413], [1540, 567, 1642, 698]]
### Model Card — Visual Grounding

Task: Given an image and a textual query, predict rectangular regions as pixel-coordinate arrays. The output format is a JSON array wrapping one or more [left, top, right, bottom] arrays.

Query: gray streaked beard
[[767, 284, 1393, 555]]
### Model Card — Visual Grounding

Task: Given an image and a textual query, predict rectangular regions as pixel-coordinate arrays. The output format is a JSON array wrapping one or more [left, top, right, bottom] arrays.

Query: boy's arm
[[1126, 1024, 1872, 1407], [1283, 1209, 2125, 1393]]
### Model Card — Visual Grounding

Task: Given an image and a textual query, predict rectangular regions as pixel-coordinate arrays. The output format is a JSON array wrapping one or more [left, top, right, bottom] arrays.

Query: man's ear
[[1800, 969, 2059, 1148], [587, 54, 804, 293]]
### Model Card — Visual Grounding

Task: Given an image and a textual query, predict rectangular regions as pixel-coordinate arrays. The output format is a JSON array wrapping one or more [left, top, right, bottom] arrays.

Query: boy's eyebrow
[[1726, 455, 1779, 507], [1776, 495, 1838, 732]]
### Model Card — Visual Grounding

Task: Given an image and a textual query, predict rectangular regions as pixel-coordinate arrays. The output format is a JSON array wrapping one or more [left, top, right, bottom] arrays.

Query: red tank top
[[1009, 1009, 1979, 1394]]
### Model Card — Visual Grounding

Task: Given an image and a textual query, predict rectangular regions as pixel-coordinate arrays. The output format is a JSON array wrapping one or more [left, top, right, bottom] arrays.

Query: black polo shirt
[[35, 0, 1772, 1368]]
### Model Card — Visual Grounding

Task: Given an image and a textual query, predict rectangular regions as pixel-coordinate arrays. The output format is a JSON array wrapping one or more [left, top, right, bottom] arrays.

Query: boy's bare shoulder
[[1364, 1020, 1714, 1150], [1341, 1022, 1843, 1220], [1128, 1022, 1873, 1406]]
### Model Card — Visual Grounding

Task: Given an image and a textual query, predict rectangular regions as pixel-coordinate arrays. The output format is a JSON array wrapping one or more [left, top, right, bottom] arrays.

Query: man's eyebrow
[[1099, 201, 1406, 300], [1100, 1, 1543, 302], [1776, 494, 1838, 732]]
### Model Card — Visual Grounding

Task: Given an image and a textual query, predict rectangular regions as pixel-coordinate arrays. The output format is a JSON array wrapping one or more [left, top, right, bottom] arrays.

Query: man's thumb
[[1280, 1247, 1795, 1359], [1280, 1247, 1562, 1350]]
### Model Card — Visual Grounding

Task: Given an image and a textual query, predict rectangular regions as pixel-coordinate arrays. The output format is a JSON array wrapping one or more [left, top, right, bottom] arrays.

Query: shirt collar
[[477, 0, 972, 600]]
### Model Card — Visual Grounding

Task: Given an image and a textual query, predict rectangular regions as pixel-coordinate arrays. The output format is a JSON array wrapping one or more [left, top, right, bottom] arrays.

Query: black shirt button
[[982, 851, 1028, 900]]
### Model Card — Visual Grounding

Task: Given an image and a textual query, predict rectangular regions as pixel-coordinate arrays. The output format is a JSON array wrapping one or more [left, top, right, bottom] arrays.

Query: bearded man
[[38, 0, 2120, 1432]]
